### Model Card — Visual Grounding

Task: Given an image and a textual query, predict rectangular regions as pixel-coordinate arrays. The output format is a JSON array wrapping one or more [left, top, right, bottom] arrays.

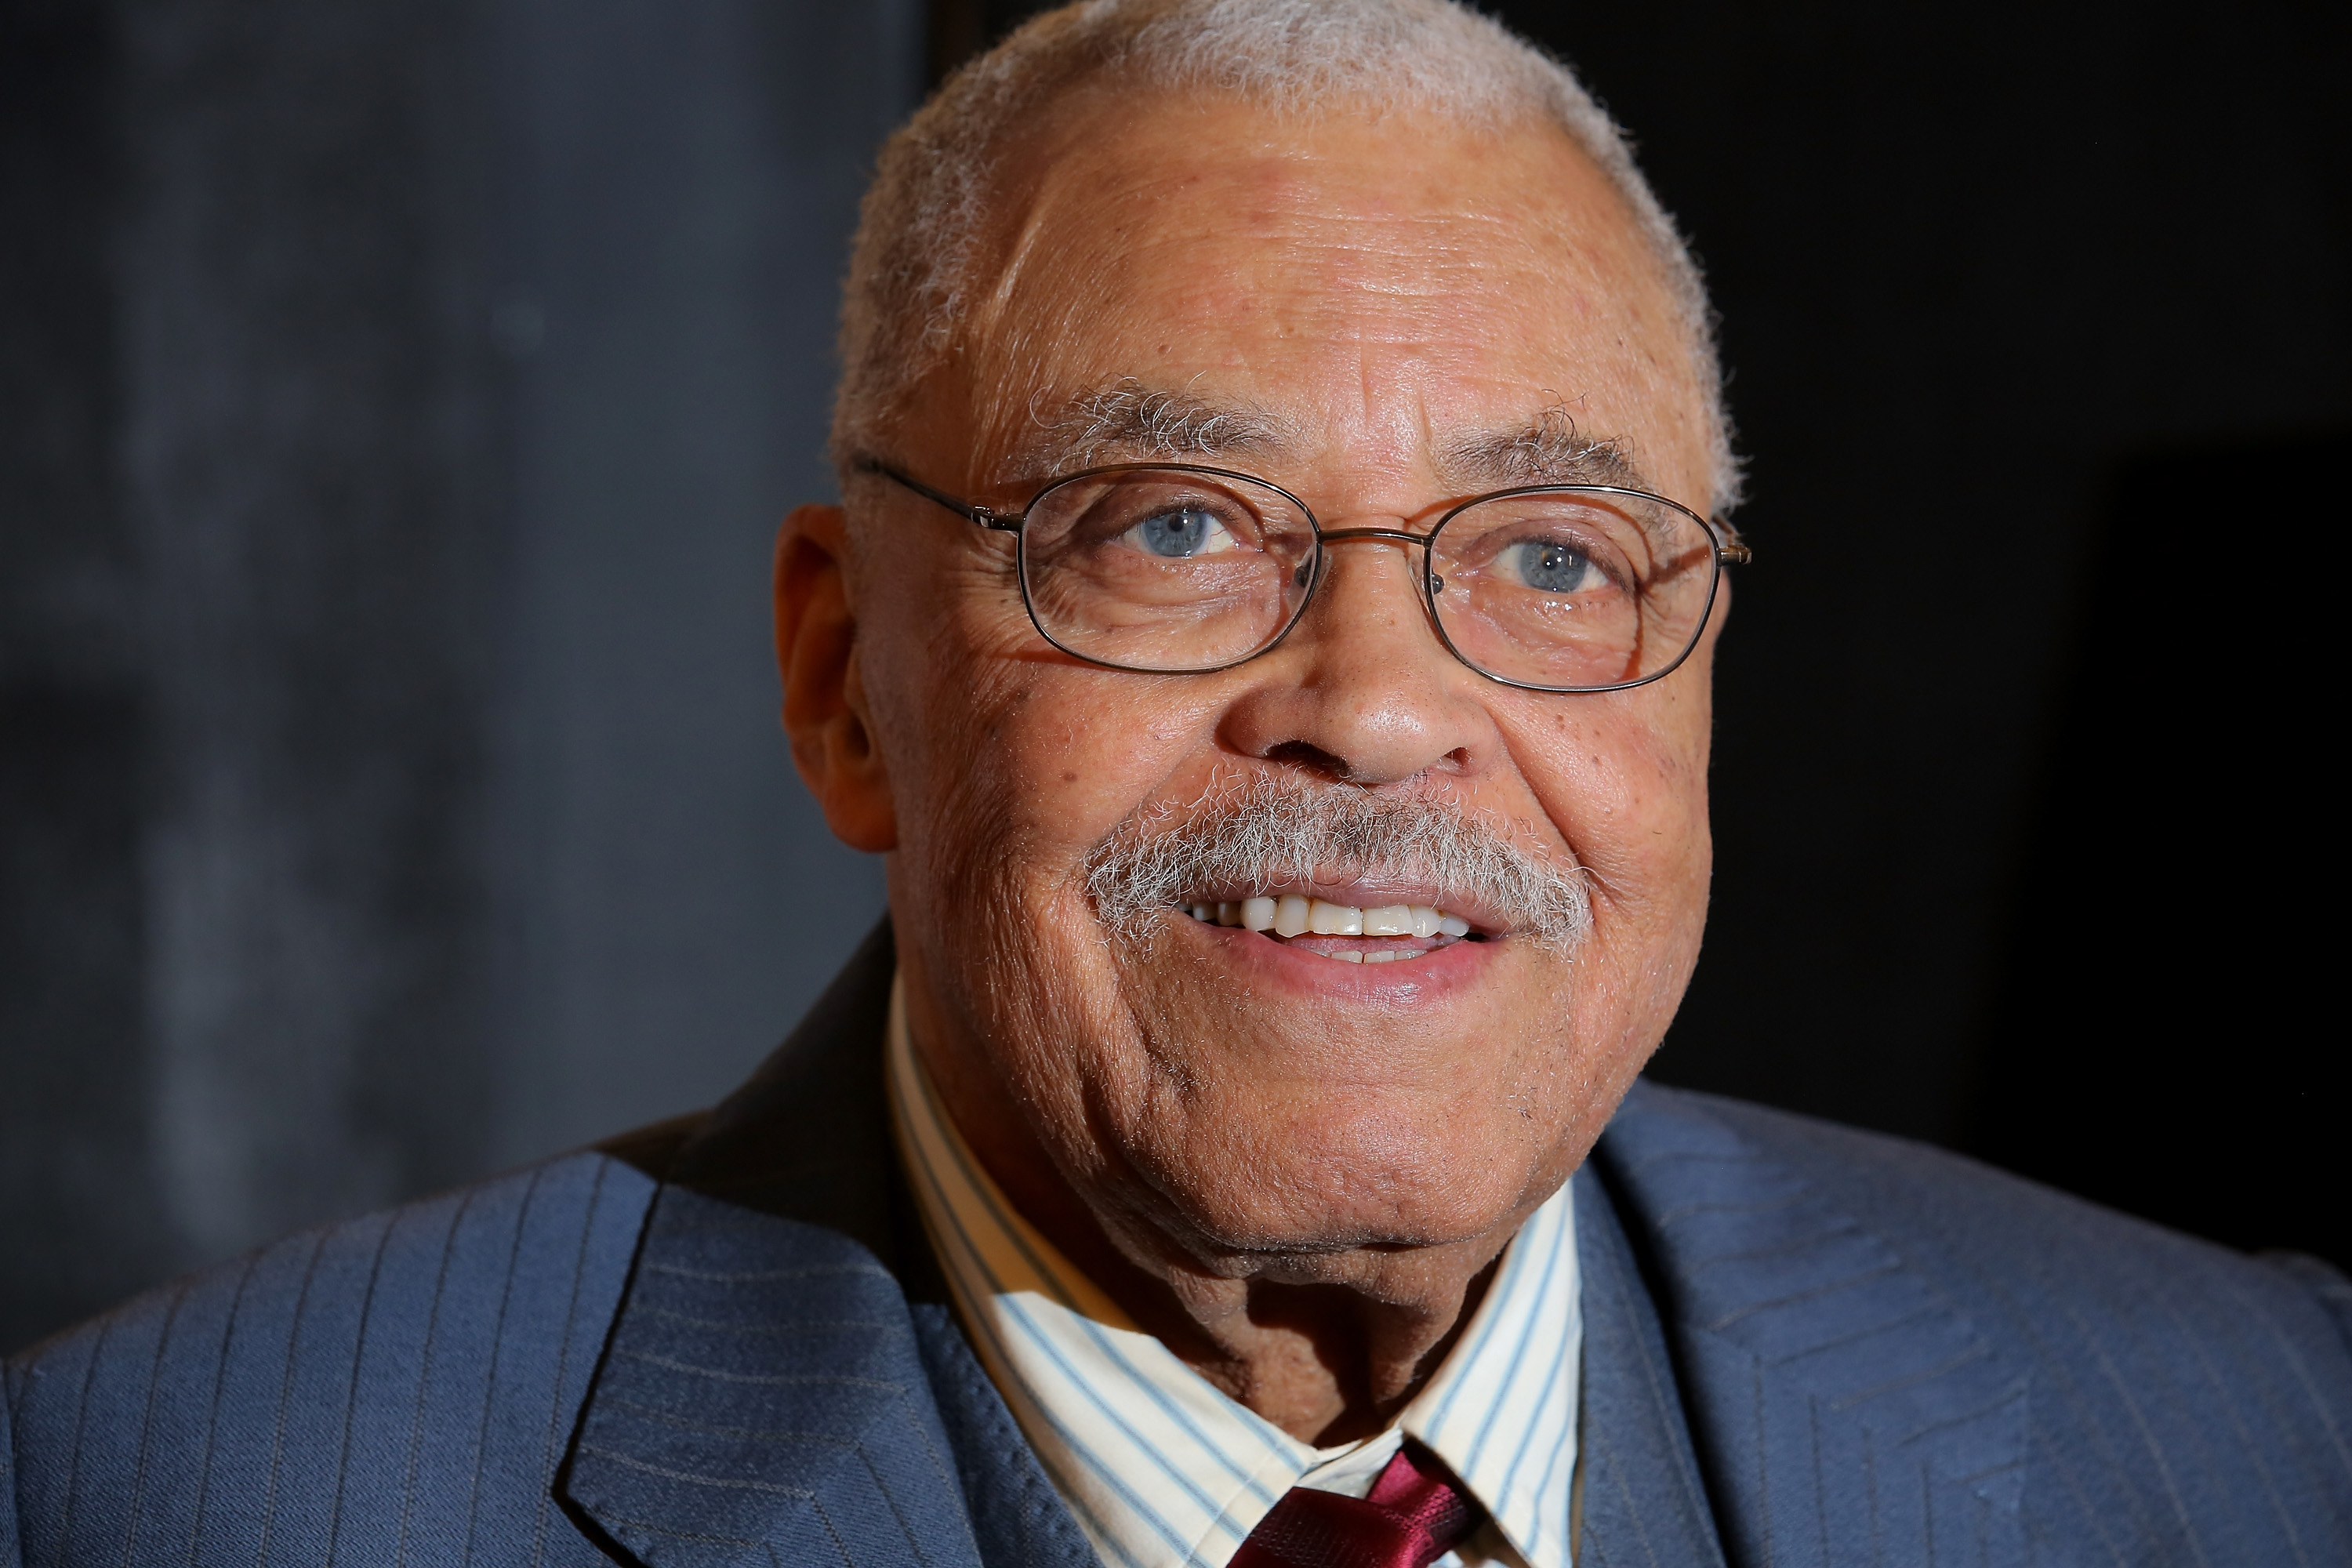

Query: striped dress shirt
[[885, 975, 1582, 1568]]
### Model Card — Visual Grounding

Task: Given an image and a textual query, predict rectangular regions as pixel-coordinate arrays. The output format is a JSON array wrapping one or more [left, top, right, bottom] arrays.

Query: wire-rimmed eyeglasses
[[854, 456, 1749, 694]]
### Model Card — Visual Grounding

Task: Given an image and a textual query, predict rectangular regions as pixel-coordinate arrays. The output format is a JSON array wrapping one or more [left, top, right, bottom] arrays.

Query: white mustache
[[1082, 776, 1592, 950]]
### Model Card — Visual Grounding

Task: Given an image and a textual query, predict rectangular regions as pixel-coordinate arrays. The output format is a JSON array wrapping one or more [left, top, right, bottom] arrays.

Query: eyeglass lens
[[1014, 466, 1719, 691]]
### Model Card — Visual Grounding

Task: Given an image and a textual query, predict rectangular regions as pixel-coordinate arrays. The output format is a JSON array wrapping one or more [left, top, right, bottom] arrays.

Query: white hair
[[1084, 774, 1593, 950], [833, 0, 1743, 512]]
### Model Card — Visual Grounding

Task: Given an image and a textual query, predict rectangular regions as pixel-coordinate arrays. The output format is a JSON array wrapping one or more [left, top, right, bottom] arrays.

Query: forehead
[[953, 89, 1704, 497]]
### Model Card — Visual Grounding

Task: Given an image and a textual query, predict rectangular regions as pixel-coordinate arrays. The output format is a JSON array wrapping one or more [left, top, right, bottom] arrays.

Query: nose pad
[[1229, 526, 1492, 786], [1297, 528, 1448, 655], [1289, 526, 1449, 677]]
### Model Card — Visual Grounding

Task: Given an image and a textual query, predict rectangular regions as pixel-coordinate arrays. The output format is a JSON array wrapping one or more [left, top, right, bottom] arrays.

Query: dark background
[[5, 0, 2344, 1354], [2, 0, 910, 1352]]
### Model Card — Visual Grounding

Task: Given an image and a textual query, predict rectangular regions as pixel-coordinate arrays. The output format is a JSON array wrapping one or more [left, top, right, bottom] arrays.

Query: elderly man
[[8, 2, 2347, 1565]]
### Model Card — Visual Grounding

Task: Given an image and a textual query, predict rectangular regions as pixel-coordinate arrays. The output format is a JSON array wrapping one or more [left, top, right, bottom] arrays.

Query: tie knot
[[1231, 1439, 1486, 1568]]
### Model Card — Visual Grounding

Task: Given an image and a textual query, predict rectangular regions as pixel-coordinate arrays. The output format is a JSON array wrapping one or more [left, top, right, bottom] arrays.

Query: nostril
[[1261, 739, 1353, 781]]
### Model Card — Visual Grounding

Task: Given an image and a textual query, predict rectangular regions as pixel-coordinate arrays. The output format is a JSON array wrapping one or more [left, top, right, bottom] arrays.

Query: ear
[[774, 503, 897, 852]]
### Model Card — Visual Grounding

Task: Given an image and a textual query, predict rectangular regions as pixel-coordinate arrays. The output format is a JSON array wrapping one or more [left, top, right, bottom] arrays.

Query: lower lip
[[1174, 917, 1503, 1000]]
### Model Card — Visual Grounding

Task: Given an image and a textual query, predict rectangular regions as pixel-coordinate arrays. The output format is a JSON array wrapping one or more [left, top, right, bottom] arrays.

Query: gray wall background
[[2, 0, 909, 1352], [12, 0, 2344, 1355]]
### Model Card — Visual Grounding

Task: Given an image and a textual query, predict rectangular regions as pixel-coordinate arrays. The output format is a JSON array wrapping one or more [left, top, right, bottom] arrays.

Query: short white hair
[[833, 0, 1742, 511]]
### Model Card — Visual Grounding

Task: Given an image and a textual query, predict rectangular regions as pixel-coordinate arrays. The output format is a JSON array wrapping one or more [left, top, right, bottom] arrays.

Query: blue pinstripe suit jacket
[[8, 924, 2350, 1566]]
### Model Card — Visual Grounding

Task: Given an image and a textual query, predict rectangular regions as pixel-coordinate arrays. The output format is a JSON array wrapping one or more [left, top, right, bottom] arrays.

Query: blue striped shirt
[[885, 975, 1581, 1568]]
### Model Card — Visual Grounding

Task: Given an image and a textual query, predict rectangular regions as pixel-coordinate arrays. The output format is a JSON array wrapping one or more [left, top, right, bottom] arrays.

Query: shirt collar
[[885, 972, 1581, 1568]]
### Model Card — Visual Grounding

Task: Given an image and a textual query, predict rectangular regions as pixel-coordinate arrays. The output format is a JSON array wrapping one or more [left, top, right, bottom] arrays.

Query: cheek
[[866, 586, 1235, 913], [1504, 691, 1714, 924], [1508, 691, 1716, 1052]]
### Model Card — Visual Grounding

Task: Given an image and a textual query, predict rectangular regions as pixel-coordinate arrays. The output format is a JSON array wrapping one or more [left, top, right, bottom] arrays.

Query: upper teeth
[[1185, 896, 1471, 939]]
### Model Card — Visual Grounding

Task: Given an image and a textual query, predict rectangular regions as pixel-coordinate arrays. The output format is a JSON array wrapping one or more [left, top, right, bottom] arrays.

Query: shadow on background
[[3, 0, 2344, 1353], [1972, 434, 2345, 1268], [938, 0, 2349, 1267], [2, 0, 915, 1352], [1490, 1, 2348, 1268]]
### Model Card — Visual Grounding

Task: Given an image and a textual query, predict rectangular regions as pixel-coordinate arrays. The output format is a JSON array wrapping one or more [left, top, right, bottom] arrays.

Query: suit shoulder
[[1609, 1079, 2352, 1367], [1601, 1081, 2352, 1558], [3, 1151, 656, 1566]]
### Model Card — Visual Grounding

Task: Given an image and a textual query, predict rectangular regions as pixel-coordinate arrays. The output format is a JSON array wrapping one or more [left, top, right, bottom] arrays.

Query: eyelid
[[1483, 535, 1633, 596], [1488, 512, 1646, 582], [1117, 505, 1243, 556]]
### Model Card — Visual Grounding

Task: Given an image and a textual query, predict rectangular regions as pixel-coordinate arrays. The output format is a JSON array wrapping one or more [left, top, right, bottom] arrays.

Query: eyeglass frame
[[851, 454, 1751, 695]]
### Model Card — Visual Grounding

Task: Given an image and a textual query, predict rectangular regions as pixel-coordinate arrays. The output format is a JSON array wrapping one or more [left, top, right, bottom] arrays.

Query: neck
[[907, 1008, 1516, 1445], [996, 1131, 1515, 1443], [1146, 1238, 1513, 1444]]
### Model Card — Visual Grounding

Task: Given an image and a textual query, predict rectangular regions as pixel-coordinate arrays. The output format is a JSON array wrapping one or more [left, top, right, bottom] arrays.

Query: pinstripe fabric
[[9, 924, 2350, 1566], [910, 1300, 1101, 1568], [2, 1152, 652, 1566], [0, 1365, 16, 1568], [546, 924, 992, 1568], [1592, 1083, 2352, 1567], [1568, 1169, 1728, 1568], [884, 976, 1581, 1568], [555, 1187, 982, 1568]]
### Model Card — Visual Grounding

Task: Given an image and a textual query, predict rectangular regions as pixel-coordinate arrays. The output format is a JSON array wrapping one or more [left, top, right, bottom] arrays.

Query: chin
[[1123, 1093, 1559, 1258]]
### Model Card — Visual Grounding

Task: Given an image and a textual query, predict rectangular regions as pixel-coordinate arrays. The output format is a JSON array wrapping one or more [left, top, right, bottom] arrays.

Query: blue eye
[[1507, 540, 1602, 593], [1126, 506, 1233, 558]]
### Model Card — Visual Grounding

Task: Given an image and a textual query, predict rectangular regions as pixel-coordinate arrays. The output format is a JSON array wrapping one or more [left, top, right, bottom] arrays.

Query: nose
[[1218, 529, 1500, 787]]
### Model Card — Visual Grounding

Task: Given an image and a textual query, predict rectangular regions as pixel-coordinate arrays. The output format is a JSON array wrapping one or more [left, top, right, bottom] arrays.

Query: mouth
[[1177, 892, 1490, 965]]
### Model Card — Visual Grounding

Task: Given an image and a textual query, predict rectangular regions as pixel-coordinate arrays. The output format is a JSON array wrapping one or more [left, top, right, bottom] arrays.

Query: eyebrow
[[1012, 379, 1290, 475], [1010, 382, 1652, 497], [1437, 406, 1649, 492]]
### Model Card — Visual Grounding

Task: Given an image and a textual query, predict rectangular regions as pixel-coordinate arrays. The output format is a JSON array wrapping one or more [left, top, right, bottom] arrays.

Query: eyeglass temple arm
[[854, 456, 1022, 532]]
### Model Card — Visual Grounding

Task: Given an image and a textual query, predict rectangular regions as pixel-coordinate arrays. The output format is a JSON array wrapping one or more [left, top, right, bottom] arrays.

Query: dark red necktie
[[1229, 1439, 1486, 1568]]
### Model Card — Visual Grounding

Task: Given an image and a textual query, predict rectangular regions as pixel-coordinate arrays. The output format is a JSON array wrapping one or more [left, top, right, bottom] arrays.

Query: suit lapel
[[909, 1303, 1101, 1568], [566, 927, 2020, 1568], [557, 924, 992, 1568], [1592, 1082, 2029, 1568], [1574, 1167, 1730, 1568], [559, 1186, 982, 1568]]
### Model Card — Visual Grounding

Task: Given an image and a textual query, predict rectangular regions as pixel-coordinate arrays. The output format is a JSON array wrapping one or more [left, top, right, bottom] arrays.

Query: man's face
[[806, 93, 1721, 1295]]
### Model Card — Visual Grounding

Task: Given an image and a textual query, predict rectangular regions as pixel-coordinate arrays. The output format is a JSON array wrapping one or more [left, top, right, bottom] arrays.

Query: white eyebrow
[[1011, 385, 1660, 503], [1017, 378, 1290, 475], [1440, 405, 1647, 491]]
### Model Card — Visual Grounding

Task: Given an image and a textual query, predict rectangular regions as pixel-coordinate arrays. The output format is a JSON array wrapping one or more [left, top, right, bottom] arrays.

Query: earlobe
[[774, 503, 898, 852]]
